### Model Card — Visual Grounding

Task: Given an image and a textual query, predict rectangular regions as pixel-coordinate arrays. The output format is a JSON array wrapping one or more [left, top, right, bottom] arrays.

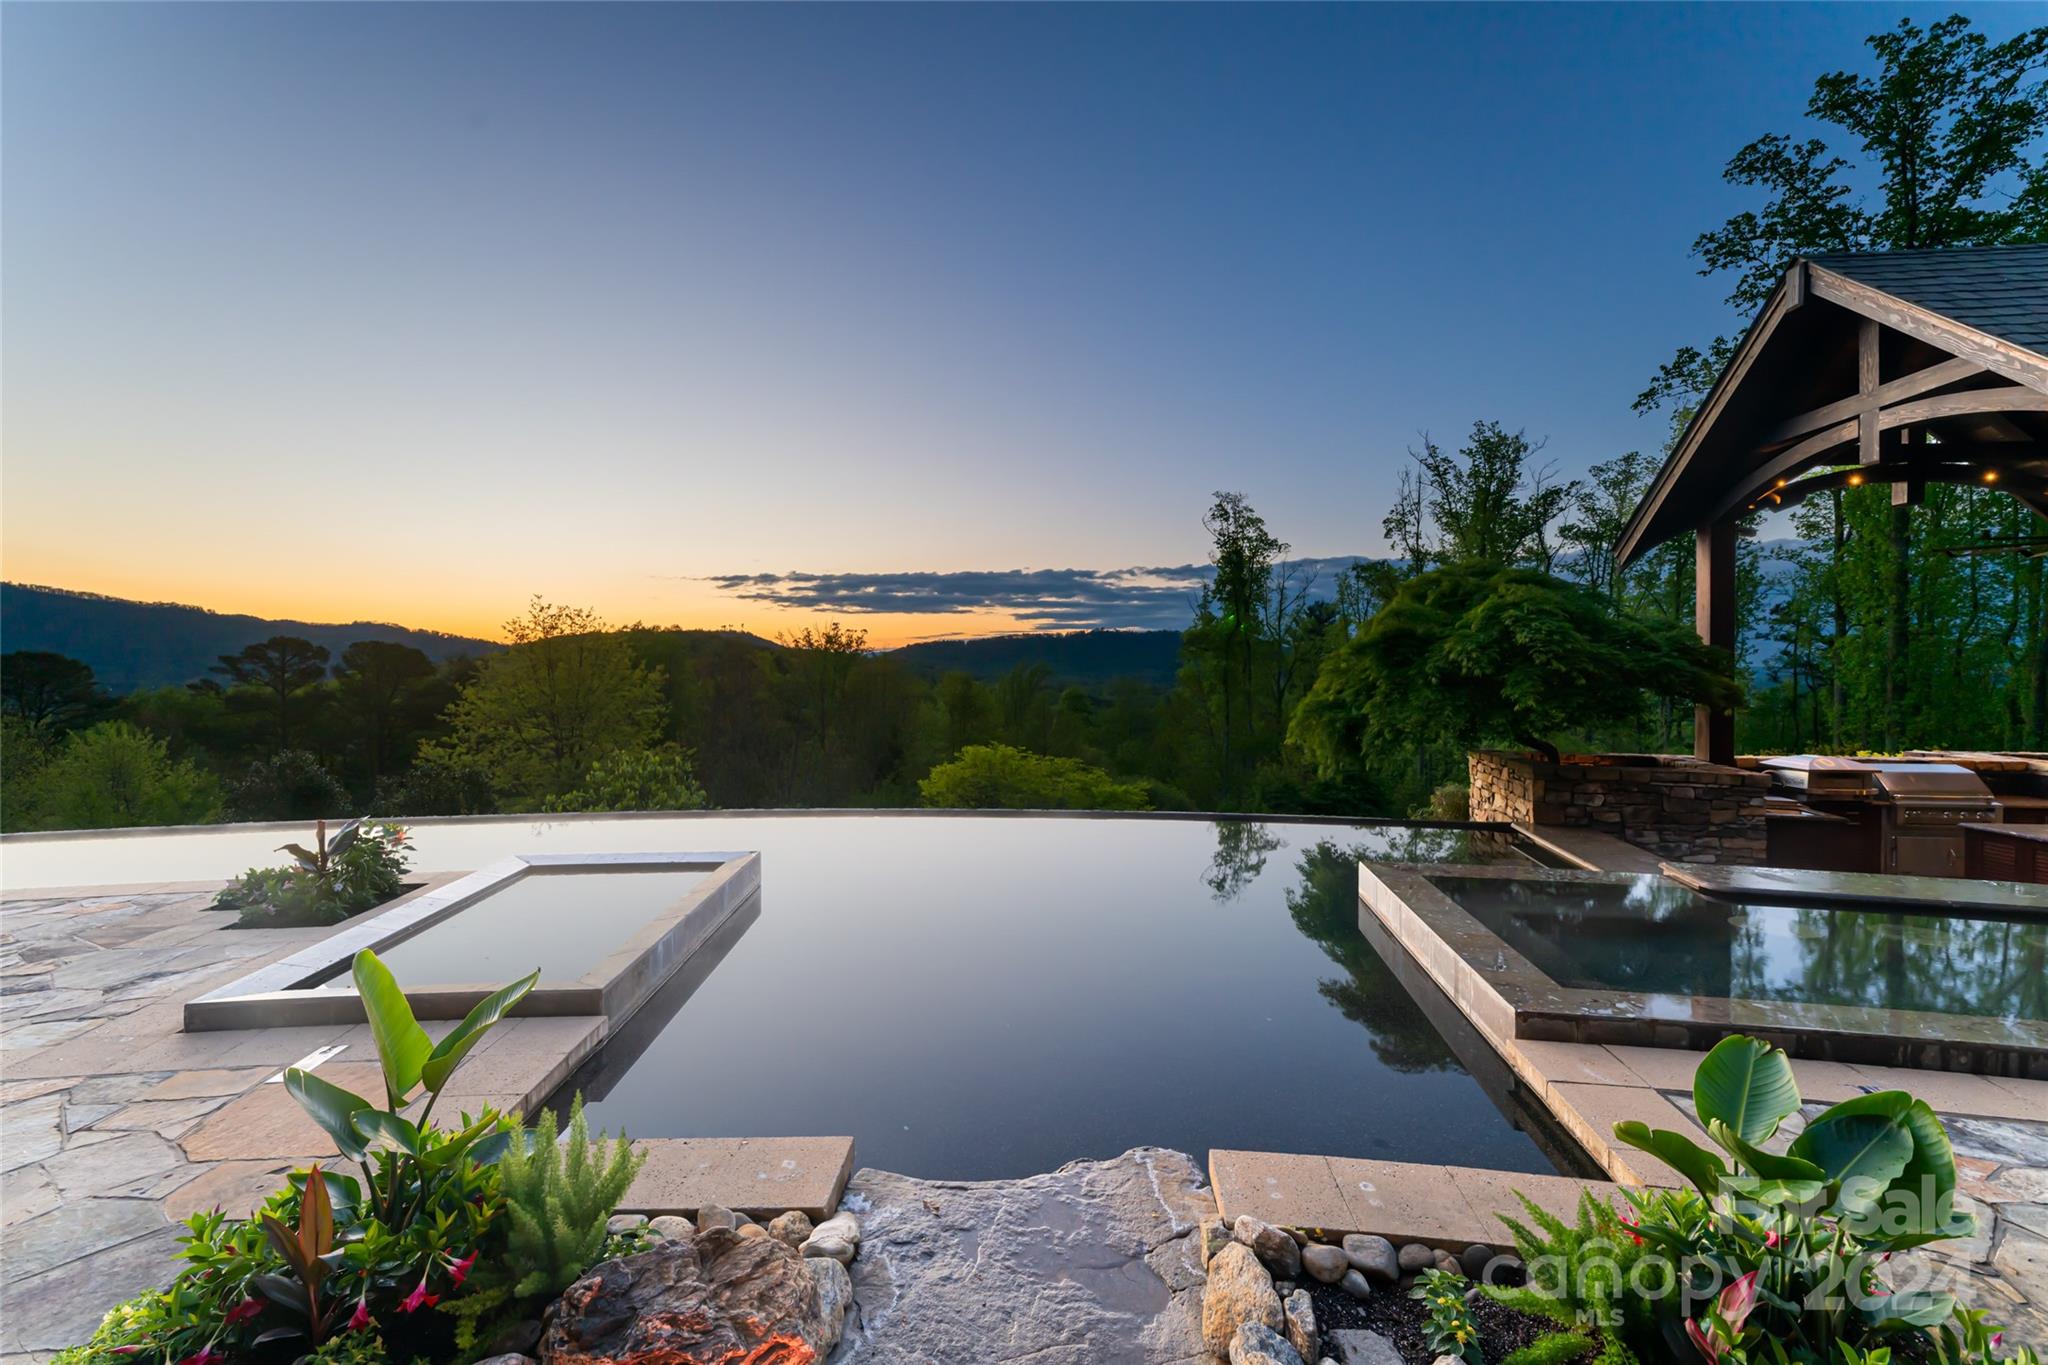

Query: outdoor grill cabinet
[[1760, 756, 1998, 878]]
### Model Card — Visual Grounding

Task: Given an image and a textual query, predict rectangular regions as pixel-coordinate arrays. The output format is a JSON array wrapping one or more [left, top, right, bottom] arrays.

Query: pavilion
[[1615, 244, 2048, 764]]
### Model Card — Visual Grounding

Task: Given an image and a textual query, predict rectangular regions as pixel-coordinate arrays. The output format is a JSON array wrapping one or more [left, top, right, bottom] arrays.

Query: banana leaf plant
[[1613, 1035, 1974, 1357], [277, 819, 362, 875], [285, 949, 538, 1232]]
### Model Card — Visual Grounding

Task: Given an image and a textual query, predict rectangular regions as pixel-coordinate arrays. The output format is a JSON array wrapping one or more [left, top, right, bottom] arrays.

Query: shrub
[[373, 756, 498, 817], [918, 743, 1151, 810], [7, 720, 220, 830], [493, 1094, 645, 1298], [545, 747, 708, 813], [226, 749, 352, 821], [214, 820, 413, 926]]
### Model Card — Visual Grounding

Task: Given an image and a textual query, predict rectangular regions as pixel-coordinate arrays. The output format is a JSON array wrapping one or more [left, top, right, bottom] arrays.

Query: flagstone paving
[[0, 887, 604, 1360]]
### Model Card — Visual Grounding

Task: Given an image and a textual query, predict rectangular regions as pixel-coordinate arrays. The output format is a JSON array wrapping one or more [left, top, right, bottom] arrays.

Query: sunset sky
[[3, 3, 2031, 647]]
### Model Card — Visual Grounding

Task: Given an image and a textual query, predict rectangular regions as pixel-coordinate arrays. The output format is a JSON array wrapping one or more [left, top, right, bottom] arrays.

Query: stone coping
[[1209, 1149, 1643, 1250], [1509, 822, 1663, 874], [1662, 861, 2048, 913], [617, 1136, 856, 1222], [184, 852, 760, 1030], [1359, 860, 2048, 1077]]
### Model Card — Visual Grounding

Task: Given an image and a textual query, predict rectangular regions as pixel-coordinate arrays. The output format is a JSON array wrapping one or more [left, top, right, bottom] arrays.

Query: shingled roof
[[1807, 243, 2048, 353]]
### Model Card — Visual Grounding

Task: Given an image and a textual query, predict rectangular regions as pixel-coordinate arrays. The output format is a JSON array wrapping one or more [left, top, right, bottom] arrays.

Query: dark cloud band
[[701, 558, 1370, 631]]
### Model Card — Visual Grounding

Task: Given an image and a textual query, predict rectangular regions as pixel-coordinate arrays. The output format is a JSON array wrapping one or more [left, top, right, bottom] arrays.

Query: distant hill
[[885, 629, 1183, 688], [1, 583, 500, 693]]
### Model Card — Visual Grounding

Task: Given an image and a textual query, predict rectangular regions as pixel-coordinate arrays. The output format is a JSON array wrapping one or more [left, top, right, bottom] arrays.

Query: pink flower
[[1764, 1229, 1780, 1249], [399, 1278, 440, 1314], [1992, 1334, 2006, 1349], [224, 1298, 264, 1327], [176, 1349, 224, 1365], [1618, 1207, 1643, 1247], [444, 1251, 477, 1286], [348, 1299, 375, 1333]]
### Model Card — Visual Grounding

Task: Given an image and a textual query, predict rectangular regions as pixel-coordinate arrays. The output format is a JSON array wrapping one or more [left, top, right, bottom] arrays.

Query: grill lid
[[1863, 763, 1995, 804], [1759, 754, 1879, 795]]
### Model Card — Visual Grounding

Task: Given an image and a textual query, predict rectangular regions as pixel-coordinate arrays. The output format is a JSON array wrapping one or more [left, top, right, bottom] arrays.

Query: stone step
[[619, 1136, 855, 1222], [1209, 1149, 1642, 1251]]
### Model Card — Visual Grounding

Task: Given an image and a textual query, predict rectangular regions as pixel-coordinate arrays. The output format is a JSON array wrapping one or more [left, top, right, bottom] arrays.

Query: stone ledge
[[619, 1136, 855, 1221]]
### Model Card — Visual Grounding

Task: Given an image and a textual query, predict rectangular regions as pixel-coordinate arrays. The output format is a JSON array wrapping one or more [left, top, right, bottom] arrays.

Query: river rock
[[1200, 1216, 1233, 1266], [768, 1211, 813, 1248], [647, 1216, 693, 1241], [1233, 1216, 1302, 1279], [737, 1223, 767, 1239], [604, 1214, 646, 1236], [539, 1225, 848, 1365], [801, 1236, 855, 1265], [694, 1203, 737, 1233], [810, 1211, 860, 1245], [844, 1147, 1215, 1363], [1397, 1242, 1435, 1273], [1283, 1286, 1317, 1362], [1342, 1234, 1399, 1284], [1328, 1328, 1405, 1365], [1459, 1243, 1493, 1279], [1232, 1321, 1307, 1365], [474, 1355, 534, 1365], [1300, 1243, 1347, 1284], [1338, 1269, 1372, 1300], [1204, 1242, 1283, 1354]]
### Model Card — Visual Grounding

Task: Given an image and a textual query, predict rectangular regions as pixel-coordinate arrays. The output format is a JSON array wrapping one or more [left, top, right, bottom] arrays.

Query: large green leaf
[[1802, 1093, 1962, 1240], [1863, 1290, 1956, 1331], [1789, 1109, 1914, 1217], [1707, 1118, 1827, 1182], [1613, 1121, 1728, 1194], [352, 1109, 423, 1157], [352, 949, 431, 1106], [419, 968, 540, 1094], [1692, 1036, 1800, 1146], [282, 1068, 373, 1162], [1719, 1174, 1828, 1207]]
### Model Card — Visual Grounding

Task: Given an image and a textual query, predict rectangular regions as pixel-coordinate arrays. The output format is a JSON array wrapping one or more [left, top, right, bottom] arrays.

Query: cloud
[[700, 557, 1375, 631]]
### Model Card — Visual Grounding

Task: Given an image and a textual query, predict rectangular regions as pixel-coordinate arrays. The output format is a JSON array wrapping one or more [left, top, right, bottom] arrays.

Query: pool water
[[340, 868, 708, 986], [1430, 873, 2048, 1023]]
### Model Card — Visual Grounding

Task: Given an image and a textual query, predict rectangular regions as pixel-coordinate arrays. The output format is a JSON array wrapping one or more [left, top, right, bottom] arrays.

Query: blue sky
[[3, 3, 2036, 641]]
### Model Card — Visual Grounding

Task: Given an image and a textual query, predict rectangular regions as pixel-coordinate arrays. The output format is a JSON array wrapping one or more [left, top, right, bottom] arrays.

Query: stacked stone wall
[[1467, 750, 1769, 864]]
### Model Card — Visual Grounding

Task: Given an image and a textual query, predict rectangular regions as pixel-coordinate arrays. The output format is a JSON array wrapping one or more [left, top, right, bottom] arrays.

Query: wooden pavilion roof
[[1616, 244, 2048, 568]]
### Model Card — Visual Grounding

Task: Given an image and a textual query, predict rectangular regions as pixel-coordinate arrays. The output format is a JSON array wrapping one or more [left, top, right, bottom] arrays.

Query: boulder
[[1233, 1216, 1302, 1280], [1338, 1269, 1372, 1301], [844, 1147, 1215, 1363], [1396, 1242, 1435, 1273], [1300, 1244, 1347, 1285], [768, 1211, 813, 1249], [1232, 1321, 1307, 1365], [1203, 1242, 1283, 1355], [1282, 1286, 1317, 1362], [539, 1226, 848, 1365], [1342, 1234, 1399, 1284]]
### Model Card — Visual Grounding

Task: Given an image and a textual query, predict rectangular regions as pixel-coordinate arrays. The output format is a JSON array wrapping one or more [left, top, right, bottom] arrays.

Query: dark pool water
[[475, 815, 1565, 1180], [1432, 873, 2048, 1022]]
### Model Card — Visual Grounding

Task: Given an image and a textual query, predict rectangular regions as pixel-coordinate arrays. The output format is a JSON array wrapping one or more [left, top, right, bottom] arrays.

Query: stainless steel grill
[[1760, 756, 1997, 877]]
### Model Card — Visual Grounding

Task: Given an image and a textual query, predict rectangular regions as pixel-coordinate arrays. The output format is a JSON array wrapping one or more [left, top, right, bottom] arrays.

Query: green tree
[[1290, 562, 1741, 768], [1, 651, 103, 730], [547, 747, 709, 813], [1404, 423, 1578, 571], [331, 641, 437, 786], [9, 721, 221, 830], [226, 750, 353, 821], [211, 635, 331, 751], [918, 742, 1151, 810], [429, 599, 665, 810]]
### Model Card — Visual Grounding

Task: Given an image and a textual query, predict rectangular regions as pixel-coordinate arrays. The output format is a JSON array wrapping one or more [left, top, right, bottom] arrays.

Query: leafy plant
[[1483, 1188, 1673, 1365], [545, 746, 709, 813], [254, 1161, 343, 1345], [1604, 1036, 1997, 1364], [1412, 1266, 1486, 1365], [214, 820, 413, 926], [492, 1093, 646, 1297]]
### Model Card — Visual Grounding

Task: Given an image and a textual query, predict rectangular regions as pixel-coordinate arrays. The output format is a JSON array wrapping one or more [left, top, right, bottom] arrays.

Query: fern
[[435, 1286, 511, 1359], [1484, 1191, 1660, 1354], [1501, 1332, 1597, 1365], [493, 1095, 646, 1299]]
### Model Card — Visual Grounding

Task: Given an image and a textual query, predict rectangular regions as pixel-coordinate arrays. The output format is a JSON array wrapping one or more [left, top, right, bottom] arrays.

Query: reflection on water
[[1432, 875, 2048, 1021]]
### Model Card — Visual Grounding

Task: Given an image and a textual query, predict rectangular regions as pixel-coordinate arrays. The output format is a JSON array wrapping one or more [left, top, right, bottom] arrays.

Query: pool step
[[619, 1136, 856, 1222], [1208, 1149, 1646, 1251]]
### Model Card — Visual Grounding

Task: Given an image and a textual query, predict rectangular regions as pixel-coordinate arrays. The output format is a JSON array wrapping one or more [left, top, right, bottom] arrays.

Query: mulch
[[1303, 1267, 1559, 1365]]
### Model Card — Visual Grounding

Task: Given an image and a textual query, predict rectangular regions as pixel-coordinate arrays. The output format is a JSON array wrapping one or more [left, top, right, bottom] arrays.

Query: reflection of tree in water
[[1205, 821, 1284, 901], [1285, 838, 1458, 1073], [1777, 907, 2047, 1021]]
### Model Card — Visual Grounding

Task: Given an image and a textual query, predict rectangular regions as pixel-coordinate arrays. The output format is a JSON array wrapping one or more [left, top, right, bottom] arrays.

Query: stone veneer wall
[[1468, 750, 1771, 865]]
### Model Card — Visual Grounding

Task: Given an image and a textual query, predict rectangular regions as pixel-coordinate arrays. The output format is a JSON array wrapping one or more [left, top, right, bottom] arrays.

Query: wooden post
[[1695, 521, 1736, 765], [1858, 317, 1882, 466]]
